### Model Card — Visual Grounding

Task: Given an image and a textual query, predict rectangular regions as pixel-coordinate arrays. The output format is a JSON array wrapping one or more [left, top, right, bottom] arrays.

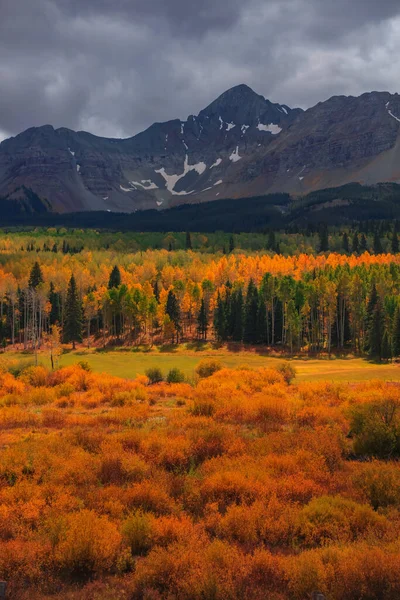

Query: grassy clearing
[[1, 346, 400, 382]]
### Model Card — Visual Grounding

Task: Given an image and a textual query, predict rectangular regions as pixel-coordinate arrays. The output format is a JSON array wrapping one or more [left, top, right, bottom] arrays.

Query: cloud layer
[[1, 0, 400, 141]]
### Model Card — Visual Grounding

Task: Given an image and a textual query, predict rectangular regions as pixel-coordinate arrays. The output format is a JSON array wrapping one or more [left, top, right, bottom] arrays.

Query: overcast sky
[[1, 0, 400, 142]]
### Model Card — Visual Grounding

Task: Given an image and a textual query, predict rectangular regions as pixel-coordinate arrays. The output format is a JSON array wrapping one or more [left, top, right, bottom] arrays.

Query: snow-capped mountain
[[1, 85, 400, 213]]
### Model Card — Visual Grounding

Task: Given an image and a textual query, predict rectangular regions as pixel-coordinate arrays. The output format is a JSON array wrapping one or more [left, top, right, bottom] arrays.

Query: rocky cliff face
[[1, 85, 400, 213]]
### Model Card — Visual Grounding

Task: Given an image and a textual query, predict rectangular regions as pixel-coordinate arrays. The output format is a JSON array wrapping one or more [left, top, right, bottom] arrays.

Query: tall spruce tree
[[257, 295, 268, 344], [393, 307, 400, 357], [197, 299, 208, 340], [185, 232, 192, 250], [214, 293, 226, 342], [64, 275, 83, 349], [352, 233, 359, 254], [108, 265, 121, 289], [28, 262, 43, 289], [392, 232, 399, 254], [229, 235, 235, 253], [318, 227, 329, 253], [366, 283, 378, 326], [232, 288, 244, 342], [49, 282, 62, 325], [165, 290, 181, 343], [359, 234, 368, 253], [243, 280, 259, 344], [342, 232, 349, 253], [373, 231, 383, 255], [267, 231, 276, 252], [153, 280, 160, 303], [381, 331, 392, 362], [368, 300, 384, 359]]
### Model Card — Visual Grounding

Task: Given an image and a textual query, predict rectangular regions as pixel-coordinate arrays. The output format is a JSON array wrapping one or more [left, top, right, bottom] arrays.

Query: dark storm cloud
[[1, 0, 400, 141]]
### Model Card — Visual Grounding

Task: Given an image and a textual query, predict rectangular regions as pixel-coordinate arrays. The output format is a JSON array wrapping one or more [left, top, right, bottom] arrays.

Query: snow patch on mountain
[[241, 125, 249, 135], [155, 155, 206, 195], [214, 180, 223, 186], [219, 116, 224, 130], [68, 148, 75, 157], [229, 146, 241, 163], [210, 158, 222, 169], [131, 180, 158, 190], [388, 109, 400, 123], [76, 164, 81, 173], [257, 123, 282, 134], [226, 122, 236, 131], [120, 184, 135, 192]]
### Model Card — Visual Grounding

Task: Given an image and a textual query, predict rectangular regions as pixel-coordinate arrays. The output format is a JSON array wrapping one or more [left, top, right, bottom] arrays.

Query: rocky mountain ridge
[[1, 85, 400, 213]]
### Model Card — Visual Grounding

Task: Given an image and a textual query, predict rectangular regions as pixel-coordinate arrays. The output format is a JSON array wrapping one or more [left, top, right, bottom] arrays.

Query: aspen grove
[[0, 248, 400, 357]]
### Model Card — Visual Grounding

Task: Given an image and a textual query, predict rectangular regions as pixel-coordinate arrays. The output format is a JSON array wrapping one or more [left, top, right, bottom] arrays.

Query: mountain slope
[[1, 86, 400, 213]]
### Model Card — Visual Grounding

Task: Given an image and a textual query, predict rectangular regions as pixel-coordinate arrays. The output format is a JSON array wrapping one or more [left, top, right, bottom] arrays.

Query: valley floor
[[2, 345, 400, 382]]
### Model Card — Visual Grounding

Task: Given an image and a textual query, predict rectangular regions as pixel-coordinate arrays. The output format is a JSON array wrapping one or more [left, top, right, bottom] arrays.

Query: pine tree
[[63, 275, 83, 349], [257, 296, 268, 344], [360, 234, 368, 253], [274, 299, 284, 344], [342, 232, 349, 253], [165, 290, 181, 343], [185, 231, 192, 250], [229, 235, 235, 253], [243, 280, 259, 344], [393, 307, 400, 357], [318, 227, 329, 253], [197, 299, 208, 340], [108, 265, 121, 289], [352, 233, 359, 254], [153, 280, 160, 303], [366, 283, 378, 324], [368, 300, 384, 359], [28, 262, 43, 289], [214, 293, 226, 342], [49, 282, 62, 325], [392, 232, 399, 254], [381, 330, 392, 362], [373, 231, 383, 255], [232, 288, 244, 342], [267, 231, 276, 252]]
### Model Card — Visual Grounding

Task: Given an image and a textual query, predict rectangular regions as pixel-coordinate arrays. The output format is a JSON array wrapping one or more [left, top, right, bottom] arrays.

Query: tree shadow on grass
[[186, 341, 210, 352], [159, 343, 179, 353]]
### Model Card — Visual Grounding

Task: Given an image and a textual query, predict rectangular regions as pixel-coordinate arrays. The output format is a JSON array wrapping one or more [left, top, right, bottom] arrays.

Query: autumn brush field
[[2, 228, 400, 598], [0, 360, 400, 599]]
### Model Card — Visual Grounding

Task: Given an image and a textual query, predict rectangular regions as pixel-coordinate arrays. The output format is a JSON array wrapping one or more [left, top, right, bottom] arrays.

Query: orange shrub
[[20, 365, 49, 387], [55, 510, 122, 576]]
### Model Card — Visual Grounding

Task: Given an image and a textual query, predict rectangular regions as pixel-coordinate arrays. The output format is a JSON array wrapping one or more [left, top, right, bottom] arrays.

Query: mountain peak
[[221, 83, 262, 98], [199, 84, 266, 119], [198, 84, 297, 128]]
